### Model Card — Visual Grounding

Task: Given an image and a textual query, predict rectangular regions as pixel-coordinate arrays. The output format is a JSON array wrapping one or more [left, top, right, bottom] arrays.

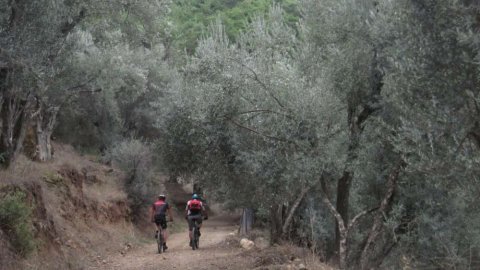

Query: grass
[[42, 171, 65, 186], [169, 219, 188, 234]]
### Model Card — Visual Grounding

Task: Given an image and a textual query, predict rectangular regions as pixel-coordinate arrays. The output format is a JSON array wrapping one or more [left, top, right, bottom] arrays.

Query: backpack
[[189, 199, 202, 214]]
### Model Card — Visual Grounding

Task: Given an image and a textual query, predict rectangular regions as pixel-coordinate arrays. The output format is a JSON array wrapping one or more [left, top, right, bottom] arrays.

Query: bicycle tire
[[191, 224, 196, 250], [157, 230, 164, 254], [195, 228, 200, 249], [192, 221, 200, 250], [191, 229, 196, 250]]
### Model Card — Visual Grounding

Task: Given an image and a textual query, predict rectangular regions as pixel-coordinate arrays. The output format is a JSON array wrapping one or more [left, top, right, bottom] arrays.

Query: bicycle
[[156, 227, 166, 253], [191, 220, 200, 250], [155, 221, 171, 254]]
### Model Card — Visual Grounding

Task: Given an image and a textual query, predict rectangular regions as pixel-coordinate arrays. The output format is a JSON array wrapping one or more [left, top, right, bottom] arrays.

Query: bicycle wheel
[[157, 230, 164, 254], [194, 229, 200, 249], [191, 225, 198, 250], [193, 222, 200, 250]]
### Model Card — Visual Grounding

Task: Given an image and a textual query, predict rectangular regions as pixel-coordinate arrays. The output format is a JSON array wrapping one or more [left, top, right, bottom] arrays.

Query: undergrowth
[[0, 190, 35, 256]]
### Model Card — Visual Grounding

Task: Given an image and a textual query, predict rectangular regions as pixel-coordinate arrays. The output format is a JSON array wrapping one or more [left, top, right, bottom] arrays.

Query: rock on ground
[[240, 238, 255, 250]]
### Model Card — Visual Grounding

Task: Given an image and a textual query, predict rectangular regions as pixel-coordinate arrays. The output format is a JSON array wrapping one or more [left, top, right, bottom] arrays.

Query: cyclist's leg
[[161, 218, 168, 243], [196, 215, 203, 235], [154, 215, 161, 237]]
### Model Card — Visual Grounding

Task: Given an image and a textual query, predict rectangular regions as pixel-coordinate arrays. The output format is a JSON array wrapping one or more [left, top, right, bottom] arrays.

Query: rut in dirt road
[[93, 216, 247, 270]]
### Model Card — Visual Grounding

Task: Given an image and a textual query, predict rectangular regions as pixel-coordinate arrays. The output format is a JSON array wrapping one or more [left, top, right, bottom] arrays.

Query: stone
[[240, 238, 255, 250]]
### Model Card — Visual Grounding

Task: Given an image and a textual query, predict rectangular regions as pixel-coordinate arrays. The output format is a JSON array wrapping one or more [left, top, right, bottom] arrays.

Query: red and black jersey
[[152, 200, 170, 216]]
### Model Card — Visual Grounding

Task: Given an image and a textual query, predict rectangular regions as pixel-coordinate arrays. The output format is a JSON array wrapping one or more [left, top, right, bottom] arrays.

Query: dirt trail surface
[[91, 216, 247, 270]]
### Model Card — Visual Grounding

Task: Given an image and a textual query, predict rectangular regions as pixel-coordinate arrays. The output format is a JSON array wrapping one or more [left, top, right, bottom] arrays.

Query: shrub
[[0, 191, 35, 256], [110, 139, 156, 220]]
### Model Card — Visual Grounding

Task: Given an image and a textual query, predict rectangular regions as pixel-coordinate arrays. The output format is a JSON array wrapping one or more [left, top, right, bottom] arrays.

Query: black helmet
[[158, 194, 166, 199]]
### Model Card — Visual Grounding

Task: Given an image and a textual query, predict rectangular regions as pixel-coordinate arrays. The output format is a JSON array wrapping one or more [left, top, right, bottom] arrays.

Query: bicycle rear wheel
[[193, 222, 200, 250], [190, 226, 197, 250], [157, 230, 164, 254], [191, 229, 196, 250]]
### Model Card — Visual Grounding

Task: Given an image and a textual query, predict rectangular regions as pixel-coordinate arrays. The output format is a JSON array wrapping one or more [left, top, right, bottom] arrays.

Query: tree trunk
[[321, 175, 378, 270], [35, 128, 53, 161], [335, 47, 384, 252], [359, 162, 404, 270], [270, 205, 283, 244], [239, 208, 254, 235], [33, 103, 58, 162], [0, 88, 32, 167], [335, 171, 353, 251], [282, 186, 310, 237], [321, 190, 348, 269]]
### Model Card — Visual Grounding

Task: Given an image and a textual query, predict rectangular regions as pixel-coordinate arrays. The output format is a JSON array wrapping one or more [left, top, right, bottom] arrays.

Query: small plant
[[0, 191, 35, 256], [42, 172, 65, 186]]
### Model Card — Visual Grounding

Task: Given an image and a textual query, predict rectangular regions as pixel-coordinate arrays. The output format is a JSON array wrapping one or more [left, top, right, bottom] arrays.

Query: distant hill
[[169, 0, 299, 53]]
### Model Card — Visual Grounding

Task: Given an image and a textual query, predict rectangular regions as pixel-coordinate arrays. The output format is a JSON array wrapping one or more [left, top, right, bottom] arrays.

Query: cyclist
[[185, 193, 208, 247], [150, 194, 174, 250]]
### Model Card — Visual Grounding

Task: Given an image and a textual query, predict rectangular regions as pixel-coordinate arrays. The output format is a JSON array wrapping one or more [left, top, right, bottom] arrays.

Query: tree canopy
[[2, 0, 480, 269]]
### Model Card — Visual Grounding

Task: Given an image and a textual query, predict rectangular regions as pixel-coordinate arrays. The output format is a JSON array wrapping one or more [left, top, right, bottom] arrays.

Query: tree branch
[[226, 117, 289, 142], [56, 78, 101, 110], [282, 186, 311, 236], [347, 206, 379, 233], [231, 58, 287, 109], [235, 109, 293, 119]]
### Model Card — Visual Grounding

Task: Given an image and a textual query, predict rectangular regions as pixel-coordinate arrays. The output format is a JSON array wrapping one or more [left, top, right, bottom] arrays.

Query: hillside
[[0, 143, 137, 269]]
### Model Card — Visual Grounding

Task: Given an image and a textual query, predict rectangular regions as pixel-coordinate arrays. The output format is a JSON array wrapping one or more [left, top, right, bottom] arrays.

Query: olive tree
[[158, 5, 347, 243], [373, 1, 480, 268], [0, 0, 172, 165]]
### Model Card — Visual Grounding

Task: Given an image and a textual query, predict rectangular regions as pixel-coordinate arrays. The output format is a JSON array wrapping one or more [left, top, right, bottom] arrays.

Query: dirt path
[[90, 216, 248, 270]]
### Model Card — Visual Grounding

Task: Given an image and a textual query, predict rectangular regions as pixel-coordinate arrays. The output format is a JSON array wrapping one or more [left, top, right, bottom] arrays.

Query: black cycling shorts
[[154, 214, 167, 229], [187, 214, 203, 231]]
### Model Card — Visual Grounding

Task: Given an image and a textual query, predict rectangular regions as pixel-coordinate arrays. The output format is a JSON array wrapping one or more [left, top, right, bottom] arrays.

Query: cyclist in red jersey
[[150, 194, 174, 250], [185, 193, 208, 247]]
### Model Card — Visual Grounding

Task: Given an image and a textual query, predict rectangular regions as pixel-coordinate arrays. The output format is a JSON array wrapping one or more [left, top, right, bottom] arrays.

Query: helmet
[[192, 194, 199, 199], [158, 194, 166, 199]]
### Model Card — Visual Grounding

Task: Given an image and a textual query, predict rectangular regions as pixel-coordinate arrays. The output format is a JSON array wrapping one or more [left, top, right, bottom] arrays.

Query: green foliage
[[3, 0, 480, 268], [159, 5, 345, 227], [1, 0, 173, 162], [375, 1, 480, 268], [155, 1, 480, 268], [0, 191, 35, 256], [169, 0, 299, 53]]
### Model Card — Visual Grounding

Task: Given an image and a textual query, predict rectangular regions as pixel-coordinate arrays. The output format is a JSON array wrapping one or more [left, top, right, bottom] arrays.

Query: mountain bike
[[155, 221, 171, 254], [156, 227, 166, 253], [191, 220, 200, 250]]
